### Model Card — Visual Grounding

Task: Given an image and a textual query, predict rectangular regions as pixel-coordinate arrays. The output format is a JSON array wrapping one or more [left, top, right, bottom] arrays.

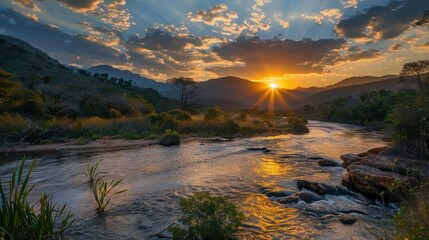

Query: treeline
[[300, 60, 429, 154]]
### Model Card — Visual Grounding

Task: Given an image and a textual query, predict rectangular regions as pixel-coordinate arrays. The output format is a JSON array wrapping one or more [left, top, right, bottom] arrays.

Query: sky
[[0, 0, 428, 89]]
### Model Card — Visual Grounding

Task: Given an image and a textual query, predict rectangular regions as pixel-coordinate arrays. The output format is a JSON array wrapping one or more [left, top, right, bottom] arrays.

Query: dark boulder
[[340, 154, 361, 168], [339, 214, 357, 225], [318, 159, 340, 167], [279, 191, 323, 204]]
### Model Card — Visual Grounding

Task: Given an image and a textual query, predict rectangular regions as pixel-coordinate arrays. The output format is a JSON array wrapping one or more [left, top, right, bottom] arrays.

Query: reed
[[84, 160, 102, 184], [0, 159, 74, 239], [92, 177, 126, 214]]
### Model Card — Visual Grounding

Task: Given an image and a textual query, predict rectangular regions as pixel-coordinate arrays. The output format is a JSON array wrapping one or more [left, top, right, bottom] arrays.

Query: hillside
[[88, 65, 169, 91], [0, 34, 175, 113], [300, 76, 405, 107]]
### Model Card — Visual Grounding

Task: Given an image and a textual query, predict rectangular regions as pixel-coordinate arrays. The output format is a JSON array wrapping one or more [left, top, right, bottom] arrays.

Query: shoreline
[[0, 132, 283, 155]]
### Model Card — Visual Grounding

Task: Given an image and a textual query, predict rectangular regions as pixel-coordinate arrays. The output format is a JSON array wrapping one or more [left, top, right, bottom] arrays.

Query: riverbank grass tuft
[[0, 159, 74, 239]]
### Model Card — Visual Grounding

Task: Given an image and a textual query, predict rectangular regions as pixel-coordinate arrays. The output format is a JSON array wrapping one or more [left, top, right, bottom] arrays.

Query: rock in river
[[318, 159, 339, 167], [340, 154, 361, 168], [279, 191, 324, 204], [339, 214, 358, 225]]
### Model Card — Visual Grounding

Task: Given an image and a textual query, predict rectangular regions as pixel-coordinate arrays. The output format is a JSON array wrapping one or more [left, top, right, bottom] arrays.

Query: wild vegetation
[[0, 159, 74, 239], [170, 192, 245, 240]]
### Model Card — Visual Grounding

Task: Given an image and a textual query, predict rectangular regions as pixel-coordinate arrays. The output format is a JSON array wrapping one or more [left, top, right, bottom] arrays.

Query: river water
[[0, 121, 395, 239]]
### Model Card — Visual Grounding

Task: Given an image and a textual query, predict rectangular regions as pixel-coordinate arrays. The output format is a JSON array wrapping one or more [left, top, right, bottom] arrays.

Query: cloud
[[0, 9, 122, 67], [252, 0, 271, 10], [188, 4, 237, 26], [244, 12, 271, 32], [55, 0, 103, 12], [90, 0, 133, 31], [303, 8, 342, 25], [11, 0, 41, 12], [335, 0, 429, 42], [279, 19, 290, 29], [211, 36, 347, 79], [340, 0, 359, 9], [388, 43, 402, 51]]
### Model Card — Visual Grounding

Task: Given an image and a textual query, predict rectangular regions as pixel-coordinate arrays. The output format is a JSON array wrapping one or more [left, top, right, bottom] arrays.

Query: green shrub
[[168, 109, 191, 121], [392, 185, 429, 239], [204, 106, 224, 123], [108, 108, 122, 118], [160, 129, 180, 146], [237, 113, 248, 122], [286, 114, 309, 133], [0, 113, 27, 143], [217, 120, 240, 137], [170, 192, 245, 240], [0, 159, 74, 239]]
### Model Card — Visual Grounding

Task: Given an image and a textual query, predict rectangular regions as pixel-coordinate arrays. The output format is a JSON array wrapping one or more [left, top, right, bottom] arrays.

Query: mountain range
[[88, 66, 403, 109], [1, 33, 407, 110]]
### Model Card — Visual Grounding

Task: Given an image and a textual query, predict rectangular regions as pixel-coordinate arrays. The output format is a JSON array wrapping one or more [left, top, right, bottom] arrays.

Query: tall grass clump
[[170, 192, 245, 240], [92, 177, 126, 215], [84, 160, 102, 184], [0, 159, 74, 239]]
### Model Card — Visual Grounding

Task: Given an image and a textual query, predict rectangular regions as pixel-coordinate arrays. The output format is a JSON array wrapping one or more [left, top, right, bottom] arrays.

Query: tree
[[167, 77, 198, 110], [400, 60, 429, 91]]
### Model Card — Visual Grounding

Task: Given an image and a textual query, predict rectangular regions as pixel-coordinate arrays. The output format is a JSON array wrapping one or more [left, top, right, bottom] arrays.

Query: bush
[[204, 106, 224, 123], [0, 159, 74, 239], [168, 109, 191, 121], [237, 113, 248, 122], [392, 185, 429, 239], [217, 120, 240, 137], [0, 113, 27, 142], [170, 192, 245, 240], [108, 108, 122, 118], [160, 129, 180, 146], [286, 114, 309, 133]]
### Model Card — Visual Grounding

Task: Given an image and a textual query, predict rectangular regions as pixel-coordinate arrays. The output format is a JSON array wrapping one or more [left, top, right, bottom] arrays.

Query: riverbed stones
[[367, 146, 388, 154], [340, 151, 428, 202], [339, 214, 357, 225], [318, 159, 339, 167], [247, 147, 271, 153], [279, 191, 324, 204], [340, 154, 361, 168]]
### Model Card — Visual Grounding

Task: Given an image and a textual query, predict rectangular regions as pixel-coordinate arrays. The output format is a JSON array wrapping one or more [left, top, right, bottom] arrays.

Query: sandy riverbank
[[0, 135, 245, 155]]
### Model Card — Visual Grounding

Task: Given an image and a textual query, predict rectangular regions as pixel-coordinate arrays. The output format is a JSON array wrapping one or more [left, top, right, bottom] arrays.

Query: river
[[0, 121, 395, 239]]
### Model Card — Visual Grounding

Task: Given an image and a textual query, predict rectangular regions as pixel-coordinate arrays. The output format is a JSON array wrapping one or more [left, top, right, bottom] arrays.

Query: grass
[[92, 177, 126, 215], [0, 159, 74, 239], [84, 160, 102, 184]]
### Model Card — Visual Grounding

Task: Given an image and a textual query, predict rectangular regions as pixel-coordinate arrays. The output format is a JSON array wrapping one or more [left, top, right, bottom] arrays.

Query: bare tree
[[167, 77, 198, 110], [400, 60, 429, 91]]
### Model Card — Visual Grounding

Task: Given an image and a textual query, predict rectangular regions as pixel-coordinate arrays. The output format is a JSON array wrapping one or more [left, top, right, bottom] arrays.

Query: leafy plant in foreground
[[0, 159, 74, 239], [92, 177, 126, 214], [170, 192, 245, 240]]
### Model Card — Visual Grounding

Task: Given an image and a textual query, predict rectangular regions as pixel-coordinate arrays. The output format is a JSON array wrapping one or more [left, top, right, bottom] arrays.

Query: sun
[[269, 83, 278, 89]]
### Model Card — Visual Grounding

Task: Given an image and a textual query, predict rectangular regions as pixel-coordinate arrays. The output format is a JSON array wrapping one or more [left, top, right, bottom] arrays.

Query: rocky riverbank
[[341, 146, 429, 202]]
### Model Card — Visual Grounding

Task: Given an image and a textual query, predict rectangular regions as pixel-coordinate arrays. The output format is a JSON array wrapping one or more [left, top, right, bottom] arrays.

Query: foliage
[[392, 185, 429, 239], [400, 60, 429, 91], [237, 113, 248, 122], [170, 192, 245, 240], [167, 109, 191, 121], [286, 113, 309, 133], [160, 129, 180, 146], [0, 159, 74, 239], [84, 160, 102, 184], [167, 77, 198, 110], [92, 177, 126, 214], [389, 93, 429, 143], [204, 106, 224, 123]]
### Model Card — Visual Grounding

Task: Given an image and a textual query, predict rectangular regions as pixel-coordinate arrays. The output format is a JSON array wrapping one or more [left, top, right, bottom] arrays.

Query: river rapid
[[0, 121, 395, 239]]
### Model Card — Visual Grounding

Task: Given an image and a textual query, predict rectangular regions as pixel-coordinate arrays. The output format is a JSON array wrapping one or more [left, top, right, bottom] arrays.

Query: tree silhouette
[[400, 60, 429, 91], [167, 77, 198, 110]]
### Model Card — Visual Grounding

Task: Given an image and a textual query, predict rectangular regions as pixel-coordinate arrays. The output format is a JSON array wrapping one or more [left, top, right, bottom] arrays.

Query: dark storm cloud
[[0, 9, 121, 66], [211, 36, 347, 78], [335, 0, 429, 41]]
